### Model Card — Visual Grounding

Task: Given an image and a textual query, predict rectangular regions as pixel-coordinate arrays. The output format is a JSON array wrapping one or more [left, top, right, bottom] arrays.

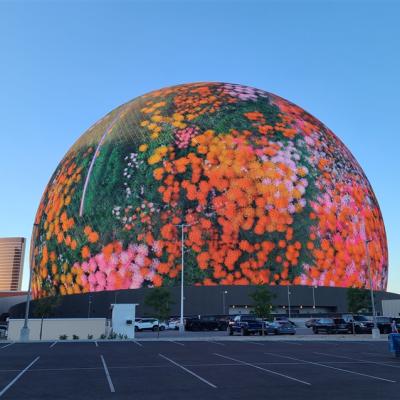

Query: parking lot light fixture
[[312, 286, 317, 310], [360, 220, 380, 339], [222, 290, 228, 314]]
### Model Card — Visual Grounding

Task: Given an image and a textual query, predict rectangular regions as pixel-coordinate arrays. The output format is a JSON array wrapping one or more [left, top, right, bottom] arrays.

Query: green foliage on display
[[347, 287, 371, 314]]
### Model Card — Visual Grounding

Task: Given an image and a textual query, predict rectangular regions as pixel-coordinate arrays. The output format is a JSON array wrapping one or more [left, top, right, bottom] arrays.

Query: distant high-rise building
[[0, 237, 26, 291]]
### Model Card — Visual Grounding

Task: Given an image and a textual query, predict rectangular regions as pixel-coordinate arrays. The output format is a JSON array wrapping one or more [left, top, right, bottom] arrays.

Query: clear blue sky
[[0, 0, 399, 293]]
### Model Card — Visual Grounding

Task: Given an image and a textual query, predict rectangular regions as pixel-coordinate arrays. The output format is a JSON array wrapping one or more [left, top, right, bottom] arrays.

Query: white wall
[[7, 318, 106, 341], [111, 304, 137, 339], [382, 300, 400, 317]]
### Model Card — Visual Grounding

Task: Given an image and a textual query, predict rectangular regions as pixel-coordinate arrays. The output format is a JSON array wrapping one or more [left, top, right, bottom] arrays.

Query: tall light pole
[[177, 223, 189, 334], [287, 285, 292, 319], [20, 223, 38, 342], [222, 290, 228, 314], [360, 220, 380, 339], [88, 294, 92, 319], [312, 286, 317, 311]]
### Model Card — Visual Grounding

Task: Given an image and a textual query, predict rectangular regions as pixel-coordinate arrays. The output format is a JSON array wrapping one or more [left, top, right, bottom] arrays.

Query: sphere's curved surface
[[32, 82, 388, 298]]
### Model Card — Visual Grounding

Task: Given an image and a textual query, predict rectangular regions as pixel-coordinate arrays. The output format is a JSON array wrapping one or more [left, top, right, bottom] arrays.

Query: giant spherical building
[[32, 82, 388, 299]]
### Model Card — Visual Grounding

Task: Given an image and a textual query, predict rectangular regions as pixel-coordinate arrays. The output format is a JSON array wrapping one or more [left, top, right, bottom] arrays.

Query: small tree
[[33, 296, 61, 340], [347, 288, 370, 314], [249, 286, 275, 336], [144, 288, 174, 337]]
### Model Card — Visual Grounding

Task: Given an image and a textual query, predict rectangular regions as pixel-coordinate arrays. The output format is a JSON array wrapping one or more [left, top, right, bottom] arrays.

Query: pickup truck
[[228, 315, 264, 336]]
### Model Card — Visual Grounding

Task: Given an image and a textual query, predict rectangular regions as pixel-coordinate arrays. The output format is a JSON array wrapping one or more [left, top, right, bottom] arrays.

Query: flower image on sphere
[[32, 82, 388, 298]]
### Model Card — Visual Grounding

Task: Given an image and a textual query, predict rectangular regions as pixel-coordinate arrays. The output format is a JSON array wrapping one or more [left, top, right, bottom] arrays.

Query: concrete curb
[[1, 334, 389, 343]]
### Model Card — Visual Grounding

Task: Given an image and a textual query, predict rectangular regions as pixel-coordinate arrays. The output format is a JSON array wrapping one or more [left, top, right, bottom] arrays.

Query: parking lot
[[0, 339, 398, 399]]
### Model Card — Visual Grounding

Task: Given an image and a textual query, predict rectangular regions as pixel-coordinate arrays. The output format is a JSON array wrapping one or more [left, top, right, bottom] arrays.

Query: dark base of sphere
[[8, 285, 400, 319]]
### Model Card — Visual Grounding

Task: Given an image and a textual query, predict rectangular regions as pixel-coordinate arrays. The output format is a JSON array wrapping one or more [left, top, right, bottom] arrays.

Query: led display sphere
[[32, 82, 388, 298]]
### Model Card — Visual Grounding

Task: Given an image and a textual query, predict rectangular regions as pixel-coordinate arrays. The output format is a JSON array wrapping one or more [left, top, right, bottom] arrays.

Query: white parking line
[[100, 355, 115, 393], [95, 341, 99, 347], [264, 352, 396, 383], [207, 341, 225, 346], [49, 341, 57, 348], [0, 356, 40, 397], [281, 341, 303, 346], [169, 340, 185, 347], [314, 352, 400, 369], [132, 341, 143, 347], [159, 354, 217, 388], [214, 353, 311, 386], [0, 343, 14, 350]]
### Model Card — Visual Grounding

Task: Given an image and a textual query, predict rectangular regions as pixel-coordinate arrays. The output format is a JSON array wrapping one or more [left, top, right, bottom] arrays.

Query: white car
[[168, 319, 180, 330], [134, 318, 166, 331]]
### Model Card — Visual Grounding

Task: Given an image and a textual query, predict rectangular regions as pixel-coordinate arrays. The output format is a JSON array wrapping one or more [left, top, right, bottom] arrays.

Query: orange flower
[[81, 246, 90, 259], [88, 231, 99, 243], [153, 167, 164, 180]]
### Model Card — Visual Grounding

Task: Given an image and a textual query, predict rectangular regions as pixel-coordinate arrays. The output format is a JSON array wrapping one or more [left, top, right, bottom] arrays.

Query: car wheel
[[134, 326, 139, 332], [152, 326, 158, 332], [229, 328, 234, 336], [241, 327, 248, 336], [160, 326, 165, 331], [274, 330, 279, 335]]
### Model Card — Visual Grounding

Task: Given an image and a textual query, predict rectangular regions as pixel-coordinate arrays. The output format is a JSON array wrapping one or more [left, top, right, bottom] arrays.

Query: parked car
[[0, 324, 7, 339], [228, 315, 264, 336], [134, 318, 165, 332], [167, 318, 180, 330], [185, 316, 228, 331], [266, 321, 296, 335], [341, 314, 374, 334], [373, 316, 397, 334], [305, 318, 318, 328], [313, 318, 350, 334], [274, 317, 297, 327]]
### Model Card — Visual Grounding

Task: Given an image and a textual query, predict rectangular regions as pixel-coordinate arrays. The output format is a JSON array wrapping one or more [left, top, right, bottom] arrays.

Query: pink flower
[[88, 258, 97, 273], [82, 262, 89, 273]]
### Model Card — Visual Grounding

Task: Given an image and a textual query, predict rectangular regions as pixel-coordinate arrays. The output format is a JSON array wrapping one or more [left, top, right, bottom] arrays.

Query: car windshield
[[353, 316, 369, 322], [319, 319, 333, 323], [242, 316, 256, 321]]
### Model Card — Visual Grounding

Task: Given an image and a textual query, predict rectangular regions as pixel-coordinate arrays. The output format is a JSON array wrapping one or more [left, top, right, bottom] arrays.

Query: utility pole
[[287, 285, 292, 319]]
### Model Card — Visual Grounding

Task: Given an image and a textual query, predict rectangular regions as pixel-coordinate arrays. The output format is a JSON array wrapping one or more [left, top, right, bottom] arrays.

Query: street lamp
[[312, 285, 317, 311], [20, 223, 38, 342], [287, 285, 292, 319], [222, 290, 228, 314], [360, 220, 380, 339], [88, 294, 92, 319], [177, 223, 190, 334]]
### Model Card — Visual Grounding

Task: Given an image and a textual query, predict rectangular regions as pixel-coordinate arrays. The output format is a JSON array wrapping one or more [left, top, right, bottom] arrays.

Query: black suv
[[185, 316, 228, 331], [373, 316, 400, 334], [313, 318, 350, 334], [339, 314, 374, 334]]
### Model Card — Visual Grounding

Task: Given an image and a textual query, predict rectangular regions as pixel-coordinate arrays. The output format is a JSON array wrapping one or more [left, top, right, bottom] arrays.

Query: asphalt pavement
[[0, 338, 398, 399]]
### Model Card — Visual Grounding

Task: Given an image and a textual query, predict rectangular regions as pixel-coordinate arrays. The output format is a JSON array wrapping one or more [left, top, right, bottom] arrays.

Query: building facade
[[0, 237, 26, 291]]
